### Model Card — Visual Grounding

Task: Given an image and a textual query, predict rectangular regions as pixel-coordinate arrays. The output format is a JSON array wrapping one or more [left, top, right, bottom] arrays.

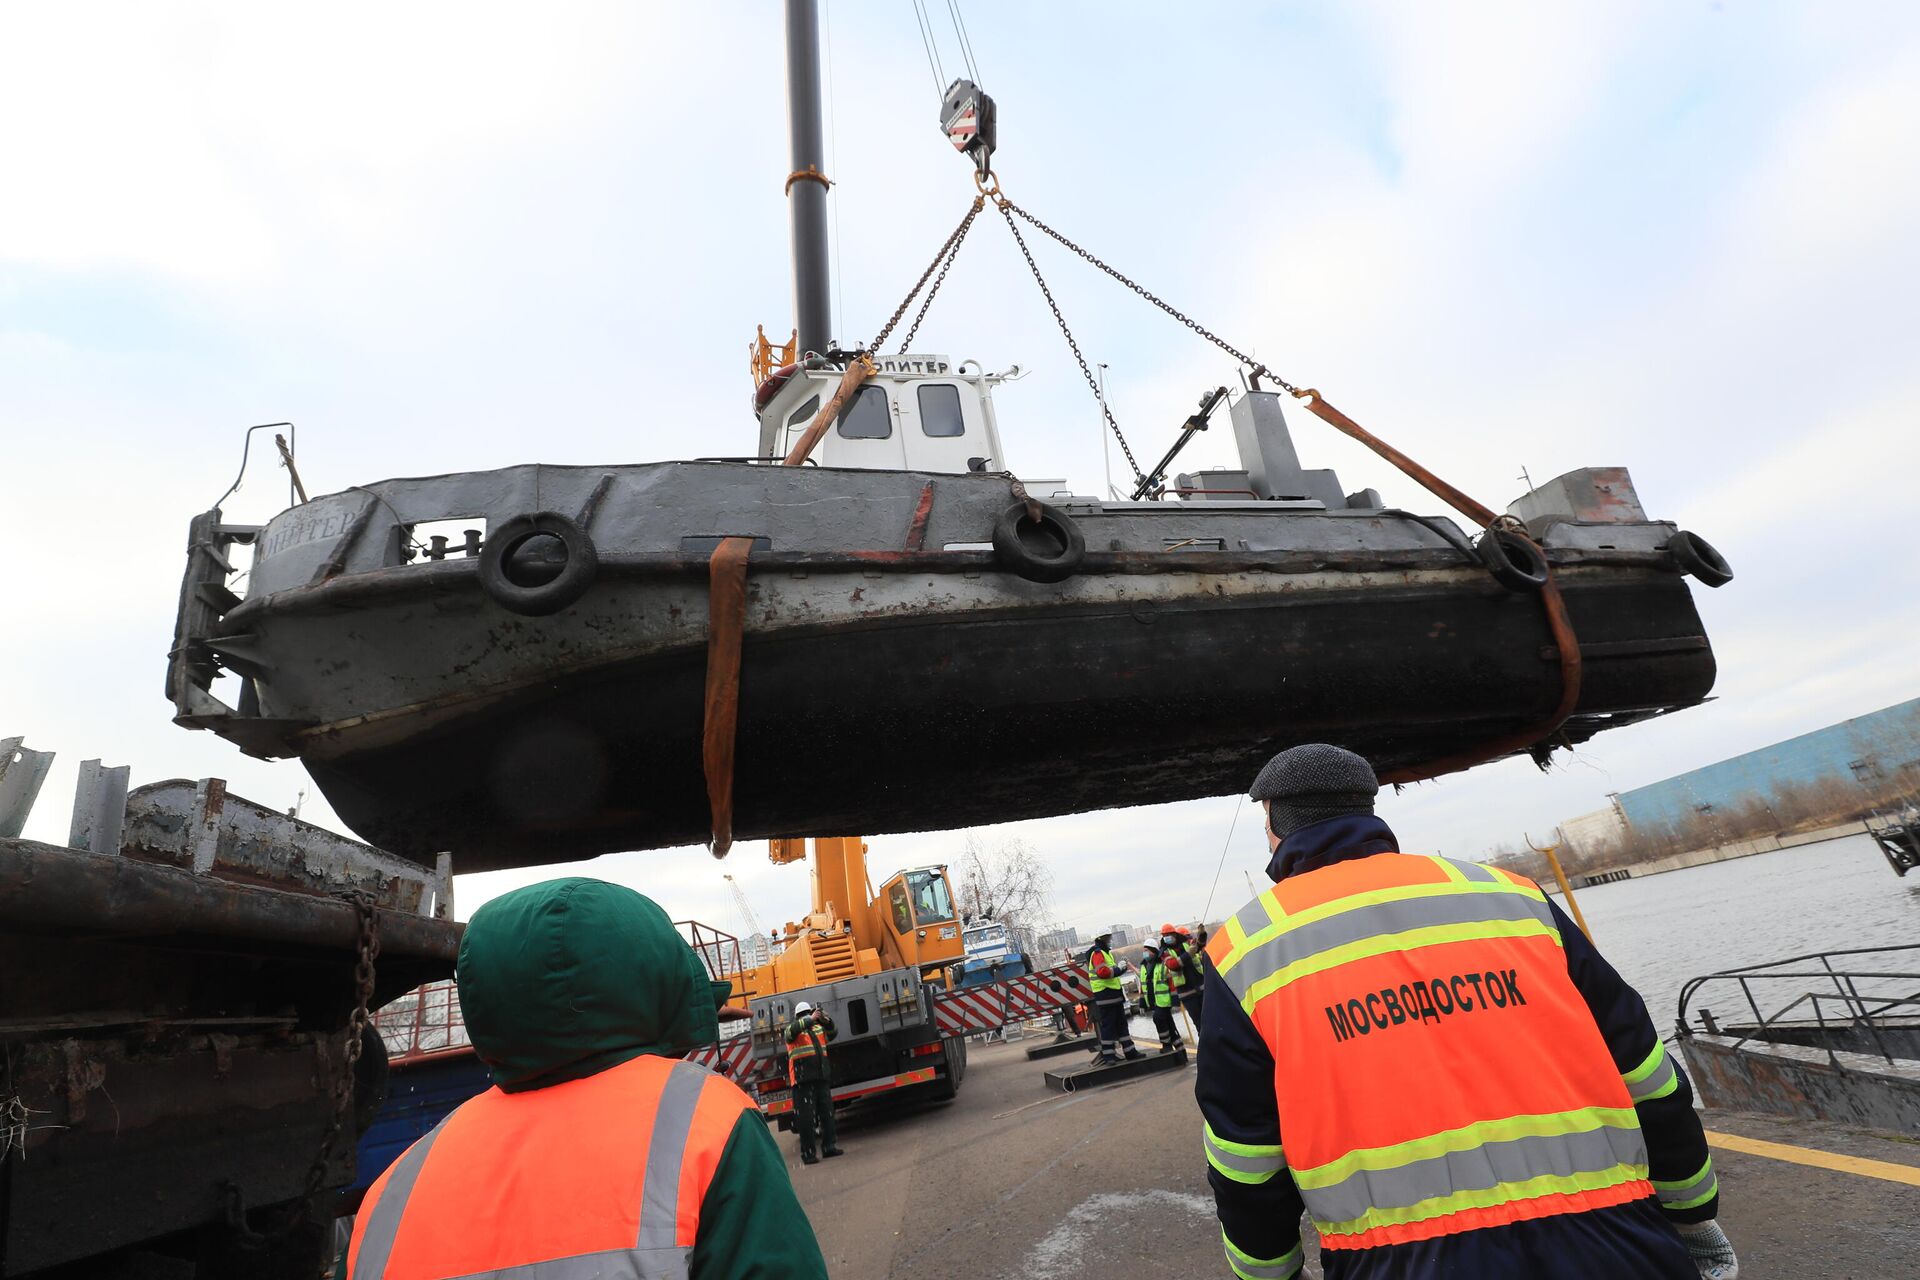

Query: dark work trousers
[[1151, 1004, 1182, 1051], [791, 1077, 837, 1158], [1092, 994, 1136, 1058], [1179, 985, 1204, 1023]]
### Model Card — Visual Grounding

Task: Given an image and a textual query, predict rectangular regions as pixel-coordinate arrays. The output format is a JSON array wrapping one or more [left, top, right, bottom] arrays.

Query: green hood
[[457, 877, 722, 1092]]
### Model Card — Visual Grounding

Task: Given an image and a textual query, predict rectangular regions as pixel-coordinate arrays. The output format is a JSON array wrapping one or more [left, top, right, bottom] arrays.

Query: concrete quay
[[781, 1037, 1920, 1279]]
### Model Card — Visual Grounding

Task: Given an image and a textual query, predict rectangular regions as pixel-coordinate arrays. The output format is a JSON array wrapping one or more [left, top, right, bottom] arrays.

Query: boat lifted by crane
[[166, 1, 1732, 872]]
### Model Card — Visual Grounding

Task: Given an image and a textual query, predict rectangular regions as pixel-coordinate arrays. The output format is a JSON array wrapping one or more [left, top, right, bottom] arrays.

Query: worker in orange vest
[[1197, 745, 1736, 1280], [784, 1000, 842, 1165], [347, 878, 827, 1279]]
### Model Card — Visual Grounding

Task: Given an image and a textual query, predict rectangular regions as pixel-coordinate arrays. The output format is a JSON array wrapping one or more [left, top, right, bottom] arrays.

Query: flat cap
[[1249, 743, 1379, 803], [1250, 744, 1379, 839]]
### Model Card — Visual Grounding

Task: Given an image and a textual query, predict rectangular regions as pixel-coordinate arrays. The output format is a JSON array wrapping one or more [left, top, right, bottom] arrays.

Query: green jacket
[[459, 877, 828, 1279]]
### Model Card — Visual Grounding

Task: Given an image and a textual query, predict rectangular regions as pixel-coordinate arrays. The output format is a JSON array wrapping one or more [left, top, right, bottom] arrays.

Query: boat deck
[[784, 1036, 1920, 1279]]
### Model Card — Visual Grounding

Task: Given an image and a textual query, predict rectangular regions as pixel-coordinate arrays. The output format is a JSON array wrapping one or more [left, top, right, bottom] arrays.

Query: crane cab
[[754, 353, 1016, 474], [876, 864, 964, 971]]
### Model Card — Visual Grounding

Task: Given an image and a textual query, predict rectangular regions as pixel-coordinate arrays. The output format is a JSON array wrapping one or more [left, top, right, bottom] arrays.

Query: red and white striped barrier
[[687, 1031, 761, 1081], [933, 963, 1092, 1035]]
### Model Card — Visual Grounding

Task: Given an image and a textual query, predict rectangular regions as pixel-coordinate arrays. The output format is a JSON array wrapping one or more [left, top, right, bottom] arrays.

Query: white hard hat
[[794, 1001, 814, 1016]]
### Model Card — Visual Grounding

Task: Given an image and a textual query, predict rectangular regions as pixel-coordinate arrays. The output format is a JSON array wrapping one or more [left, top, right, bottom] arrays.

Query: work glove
[[1674, 1219, 1738, 1279]]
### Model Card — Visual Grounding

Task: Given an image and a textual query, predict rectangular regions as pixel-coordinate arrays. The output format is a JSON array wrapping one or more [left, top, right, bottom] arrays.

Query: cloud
[[5, 3, 1919, 942]]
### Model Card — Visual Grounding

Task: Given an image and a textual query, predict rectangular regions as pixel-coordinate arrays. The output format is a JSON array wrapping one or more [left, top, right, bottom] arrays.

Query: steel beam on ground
[[1024, 1035, 1099, 1061], [1043, 1049, 1188, 1093]]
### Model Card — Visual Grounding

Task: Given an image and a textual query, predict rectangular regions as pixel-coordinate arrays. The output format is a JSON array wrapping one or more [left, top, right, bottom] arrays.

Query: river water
[[1559, 834, 1920, 1033]]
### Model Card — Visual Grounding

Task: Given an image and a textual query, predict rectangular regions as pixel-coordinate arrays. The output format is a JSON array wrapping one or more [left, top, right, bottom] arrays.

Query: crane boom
[[722, 873, 769, 941]]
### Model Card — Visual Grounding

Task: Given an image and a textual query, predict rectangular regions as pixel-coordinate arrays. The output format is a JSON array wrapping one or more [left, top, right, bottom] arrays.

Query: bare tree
[[954, 835, 1054, 955]]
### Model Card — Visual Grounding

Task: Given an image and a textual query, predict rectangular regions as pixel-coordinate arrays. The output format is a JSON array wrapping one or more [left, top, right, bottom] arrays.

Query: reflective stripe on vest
[[349, 1055, 745, 1279], [1087, 949, 1121, 994], [1206, 852, 1652, 1251], [787, 1022, 828, 1084], [1147, 963, 1173, 1008]]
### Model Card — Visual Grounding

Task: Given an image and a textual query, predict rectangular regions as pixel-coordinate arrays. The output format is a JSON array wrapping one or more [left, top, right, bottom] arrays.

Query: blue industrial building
[[1611, 696, 1920, 843]]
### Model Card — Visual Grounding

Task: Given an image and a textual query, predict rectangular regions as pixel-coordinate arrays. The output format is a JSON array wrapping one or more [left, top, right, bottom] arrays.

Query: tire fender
[[477, 512, 599, 616], [991, 501, 1086, 584], [1668, 529, 1734, 588], [1476, 528, 1549, 593]]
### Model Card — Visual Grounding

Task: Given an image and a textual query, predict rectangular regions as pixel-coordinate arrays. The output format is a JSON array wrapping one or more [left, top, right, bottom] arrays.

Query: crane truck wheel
[[926, 1035, 965, 1101]]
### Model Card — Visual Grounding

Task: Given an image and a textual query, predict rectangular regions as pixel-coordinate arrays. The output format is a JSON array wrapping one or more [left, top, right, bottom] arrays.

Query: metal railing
[[1676, 943, 1920, 1069], [374, 918, 746, 1062]]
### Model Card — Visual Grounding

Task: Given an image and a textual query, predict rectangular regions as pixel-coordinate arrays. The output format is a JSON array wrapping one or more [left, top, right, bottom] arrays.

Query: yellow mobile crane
[[725, 838, 972, 1115], [732, 837, 966, 997]]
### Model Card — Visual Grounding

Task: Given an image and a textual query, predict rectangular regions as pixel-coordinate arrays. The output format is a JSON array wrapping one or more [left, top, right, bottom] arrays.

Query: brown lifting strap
[[1290, 389, 1583, 784], [703, 356, 874, 855]]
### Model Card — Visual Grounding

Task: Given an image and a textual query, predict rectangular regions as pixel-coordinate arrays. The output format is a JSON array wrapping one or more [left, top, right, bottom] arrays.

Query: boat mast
[[784, 0, 832, 356]]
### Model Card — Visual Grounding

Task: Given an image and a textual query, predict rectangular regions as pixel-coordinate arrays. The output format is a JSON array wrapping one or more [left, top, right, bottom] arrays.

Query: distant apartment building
[[1036, 927, 1079, 954]]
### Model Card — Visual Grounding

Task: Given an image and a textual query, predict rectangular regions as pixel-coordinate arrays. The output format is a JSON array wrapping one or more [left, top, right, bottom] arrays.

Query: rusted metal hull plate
[[1683, 1035, 1920, 1135]]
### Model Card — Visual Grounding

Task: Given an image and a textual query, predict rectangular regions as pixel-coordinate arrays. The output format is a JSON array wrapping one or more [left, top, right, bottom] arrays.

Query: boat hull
[[300, 567, 1710, 868], [168, 461, 1721, 869]]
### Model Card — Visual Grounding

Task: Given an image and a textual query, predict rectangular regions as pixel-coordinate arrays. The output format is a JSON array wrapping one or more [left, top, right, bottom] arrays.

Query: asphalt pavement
[[779, 1031, 1920, 1279]]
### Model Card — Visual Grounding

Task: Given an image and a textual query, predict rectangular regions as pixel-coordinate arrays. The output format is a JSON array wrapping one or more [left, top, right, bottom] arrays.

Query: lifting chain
[[224, 893, 380, 1249], [998, 196, 1301, 398], [992, 195, 1146, 482], [306, 891, 381, 1203], [898, 197, 984, 352], [867, 195, 986, 354]]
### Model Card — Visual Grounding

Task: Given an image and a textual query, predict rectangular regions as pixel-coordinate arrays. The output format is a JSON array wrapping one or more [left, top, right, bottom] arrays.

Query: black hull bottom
[[307, 574, 1714, 870]]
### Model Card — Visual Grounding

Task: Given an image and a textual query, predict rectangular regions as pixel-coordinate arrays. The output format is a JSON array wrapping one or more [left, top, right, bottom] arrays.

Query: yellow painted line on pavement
[[1704, 1129, 1920, 1187]]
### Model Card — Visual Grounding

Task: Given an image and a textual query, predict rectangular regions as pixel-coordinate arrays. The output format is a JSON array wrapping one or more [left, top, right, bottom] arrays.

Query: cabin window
[[917, 383, 966, 437], [785, 394, 820, 428], [904, 869, 953, 925], [836, 385, 892, 439], [889, 882, 913, 933]]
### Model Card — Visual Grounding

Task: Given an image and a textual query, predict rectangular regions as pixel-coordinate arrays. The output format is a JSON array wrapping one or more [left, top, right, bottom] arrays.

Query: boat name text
[[260, 510, 357, 559]]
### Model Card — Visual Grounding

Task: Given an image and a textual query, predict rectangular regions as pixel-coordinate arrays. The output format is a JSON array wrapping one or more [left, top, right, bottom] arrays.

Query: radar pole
[[784, 0, 833, 357]]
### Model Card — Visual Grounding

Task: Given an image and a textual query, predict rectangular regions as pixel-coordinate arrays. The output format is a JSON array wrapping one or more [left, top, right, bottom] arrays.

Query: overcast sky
[[4, 2, 1918, 943]]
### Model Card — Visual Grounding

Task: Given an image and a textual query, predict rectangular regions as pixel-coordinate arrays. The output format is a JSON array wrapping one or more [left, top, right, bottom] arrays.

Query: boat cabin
[[755, 352, 1015, 473]]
